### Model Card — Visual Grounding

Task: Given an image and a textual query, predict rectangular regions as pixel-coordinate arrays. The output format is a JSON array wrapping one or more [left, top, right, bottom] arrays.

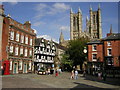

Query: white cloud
[[35, 3, 47, 11], [59, 26, 70, 31], [1, 0, 18, 5], [33, 21, 45, 27], [37, 35, 58, 43], [34, 3, 70, 19], [48, 3, 70, 15], [53, 3, 70, 11]]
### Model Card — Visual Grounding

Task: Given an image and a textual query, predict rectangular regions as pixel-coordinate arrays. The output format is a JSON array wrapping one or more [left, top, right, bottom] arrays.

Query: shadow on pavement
[[81, 74, 120, 86], [71, 82, 114, 90]]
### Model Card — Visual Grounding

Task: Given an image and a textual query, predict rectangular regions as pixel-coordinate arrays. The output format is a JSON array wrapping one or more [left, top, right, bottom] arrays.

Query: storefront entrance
[[23, 63, 27, 73], [13, 63, 18, 74]]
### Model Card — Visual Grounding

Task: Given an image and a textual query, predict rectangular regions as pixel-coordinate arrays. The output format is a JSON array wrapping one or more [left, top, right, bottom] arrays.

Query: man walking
[[74, 69, 78, 79]]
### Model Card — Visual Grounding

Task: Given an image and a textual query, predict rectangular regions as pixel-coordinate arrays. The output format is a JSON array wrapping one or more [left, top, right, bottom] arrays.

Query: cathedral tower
[[89, 4, 102, 39], [59, 30, 64, 44], [70, 8, 82, 40]]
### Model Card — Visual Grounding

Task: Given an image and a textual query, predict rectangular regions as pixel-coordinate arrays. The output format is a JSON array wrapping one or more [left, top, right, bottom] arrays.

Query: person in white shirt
[[74, 70, 78, 79]]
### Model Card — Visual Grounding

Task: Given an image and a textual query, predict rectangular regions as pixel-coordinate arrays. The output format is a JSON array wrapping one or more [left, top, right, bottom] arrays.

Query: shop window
[[29, 62, 31, 70], [10, 61, 12, 70]]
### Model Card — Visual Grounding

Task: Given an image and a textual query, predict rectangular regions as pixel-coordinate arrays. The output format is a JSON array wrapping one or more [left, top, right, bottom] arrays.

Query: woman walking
[[71, 70, 74, 79]]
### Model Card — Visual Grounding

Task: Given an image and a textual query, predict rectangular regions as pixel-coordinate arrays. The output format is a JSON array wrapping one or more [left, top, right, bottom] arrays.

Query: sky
[[2, 2, 118, 43]]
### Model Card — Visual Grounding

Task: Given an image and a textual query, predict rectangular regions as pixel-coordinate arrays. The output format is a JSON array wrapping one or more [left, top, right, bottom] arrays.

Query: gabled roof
[[102, 33, 120, 41]]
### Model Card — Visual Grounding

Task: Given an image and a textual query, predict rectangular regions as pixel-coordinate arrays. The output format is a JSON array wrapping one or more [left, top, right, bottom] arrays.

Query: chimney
[[0, 5, 4, 15], [107, 24, 113, 37], [24, 21, 31, 28]]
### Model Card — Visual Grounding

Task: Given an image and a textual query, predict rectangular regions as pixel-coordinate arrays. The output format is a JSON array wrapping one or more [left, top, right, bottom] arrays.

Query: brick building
[[87, 40, 104, 75], [103, 33, 120, 68], [87, 31, 120, 75], [0, 5, 36, 74]]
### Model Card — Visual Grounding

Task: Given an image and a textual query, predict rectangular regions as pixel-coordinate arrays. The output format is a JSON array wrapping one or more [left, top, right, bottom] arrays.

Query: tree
[[61, 54, 73, 71], [66, 37, 89, 70]]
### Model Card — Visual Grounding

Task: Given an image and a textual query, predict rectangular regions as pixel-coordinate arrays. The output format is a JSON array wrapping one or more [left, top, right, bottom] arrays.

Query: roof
[[87, 39, 103, 45], [35, 38, 56, 48], [54, 42, 67, 51], [102, 33, 120, 41]]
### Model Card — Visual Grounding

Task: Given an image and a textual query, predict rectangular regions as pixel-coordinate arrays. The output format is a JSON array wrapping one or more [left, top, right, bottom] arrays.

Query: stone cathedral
[[70, 5, 102, 40]]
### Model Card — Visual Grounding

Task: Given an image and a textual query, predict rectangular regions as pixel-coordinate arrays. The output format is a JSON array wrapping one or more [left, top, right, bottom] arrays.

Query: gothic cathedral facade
[[70, 5, 102, 40]]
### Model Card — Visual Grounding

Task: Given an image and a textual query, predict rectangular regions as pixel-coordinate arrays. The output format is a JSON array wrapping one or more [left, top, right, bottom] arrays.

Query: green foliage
[[61, 54, 73, 71], [20, 54, 23, 57], [61, 37, 89, 71]]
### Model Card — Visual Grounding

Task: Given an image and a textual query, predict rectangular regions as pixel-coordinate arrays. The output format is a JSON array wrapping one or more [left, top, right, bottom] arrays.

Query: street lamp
[[83, 47, 87, 54], [83, 47, 87, 74]]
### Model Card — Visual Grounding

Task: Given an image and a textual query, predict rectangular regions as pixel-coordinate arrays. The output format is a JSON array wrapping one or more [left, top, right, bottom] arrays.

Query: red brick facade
[[87, 34, 120, 68], [88, 43, 103, 62], [104, 40, 120, 67], [1, 14, 36, 74]]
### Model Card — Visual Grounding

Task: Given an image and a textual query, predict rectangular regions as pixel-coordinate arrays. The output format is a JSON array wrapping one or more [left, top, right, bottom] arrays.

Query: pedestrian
[[102, 72, 107, 81], [71, 70, 74, 79], [98, 71, 102, 80], [55, 70, 58, 77], [74, 70, 78, 80], [48, 68, 50, 75], [83, 70, 86, 77]]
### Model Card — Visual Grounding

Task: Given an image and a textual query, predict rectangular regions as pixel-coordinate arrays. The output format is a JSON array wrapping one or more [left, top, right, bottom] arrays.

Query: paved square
[[2, 72, 120, 89]]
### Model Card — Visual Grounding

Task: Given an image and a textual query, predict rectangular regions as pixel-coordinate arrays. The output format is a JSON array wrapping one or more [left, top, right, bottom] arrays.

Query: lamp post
[[83, 47, 87, 73]]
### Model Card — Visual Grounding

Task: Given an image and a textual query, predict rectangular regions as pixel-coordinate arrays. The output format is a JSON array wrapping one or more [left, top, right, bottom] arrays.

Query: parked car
[[37, 67, 46, 75], [37, 70, 46, 75]]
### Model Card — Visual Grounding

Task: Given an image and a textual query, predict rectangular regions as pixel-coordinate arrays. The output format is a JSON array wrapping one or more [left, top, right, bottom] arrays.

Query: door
[[23, 63, 27, 73], [14, 63, 17, 74]]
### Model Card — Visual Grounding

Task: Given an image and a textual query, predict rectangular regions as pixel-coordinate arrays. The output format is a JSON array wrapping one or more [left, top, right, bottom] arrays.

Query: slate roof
[[87, 39, 103, 45], [54, 42, 67, 51], [87, 33, 120, 45], [102, 33, 120, 41]]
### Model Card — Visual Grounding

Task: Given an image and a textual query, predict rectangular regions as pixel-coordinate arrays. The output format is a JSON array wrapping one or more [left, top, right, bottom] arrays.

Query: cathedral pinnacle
[[59, 30, 64, 44], [78, 7, 82, 13], [70, 8, 73, 13], [90, 5, 92, 11], [98, 4, 101, 9], [86, 16, 89, 21]]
